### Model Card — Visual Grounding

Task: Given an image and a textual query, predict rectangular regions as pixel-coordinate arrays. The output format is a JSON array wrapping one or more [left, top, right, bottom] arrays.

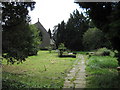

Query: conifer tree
[[2, 2, 41, 64]]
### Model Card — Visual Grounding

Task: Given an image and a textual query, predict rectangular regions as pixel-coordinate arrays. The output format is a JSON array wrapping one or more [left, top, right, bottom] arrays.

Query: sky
[[29, 0, 83, 31]]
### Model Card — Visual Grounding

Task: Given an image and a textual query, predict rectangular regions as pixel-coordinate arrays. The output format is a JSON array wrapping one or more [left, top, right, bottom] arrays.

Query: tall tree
[[48, 28, 52, 38], [2, 2, 41, 64], [53, 21, 66, 48], [65, 9, 89, 51], [53, 25, 58, 47], [53, 9, 89, 51]]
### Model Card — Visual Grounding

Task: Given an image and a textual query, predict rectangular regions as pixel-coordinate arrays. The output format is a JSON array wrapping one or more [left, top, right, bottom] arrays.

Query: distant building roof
[[34, 19, 50, 49]]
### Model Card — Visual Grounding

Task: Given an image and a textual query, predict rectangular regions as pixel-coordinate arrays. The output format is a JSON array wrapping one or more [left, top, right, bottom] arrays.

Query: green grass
[[86, 55, 120, 88], [2, 50, 76, 89]]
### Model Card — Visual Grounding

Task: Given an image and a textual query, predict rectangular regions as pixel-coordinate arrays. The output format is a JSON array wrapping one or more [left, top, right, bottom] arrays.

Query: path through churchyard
[[63, 54, 86, 89]]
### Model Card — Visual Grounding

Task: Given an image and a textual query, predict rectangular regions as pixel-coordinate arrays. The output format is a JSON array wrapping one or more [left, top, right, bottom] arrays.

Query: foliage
[[83, 27, 111, 50], [2, 2, 42, 64], [58, 43, 66, 50], [58, 43, 66, 56], [2, 51, 76, 88], [53, 21, 66, 48], [28, 25, 41, 56], [76, 2, 120, 65], [65, 10, 89, 51], [94, 47, 115, 57], [2, 2, 35, 25], [53, 9, 89, 51], [3, 78, 30, 89], [3, 23, 41, 64], [86, 55, 119, 88], [47, 46, 53, 53]]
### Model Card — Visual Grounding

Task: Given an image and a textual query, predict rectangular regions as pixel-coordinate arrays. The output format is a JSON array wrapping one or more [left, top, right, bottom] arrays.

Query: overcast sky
[[29, 0, 83, 31]]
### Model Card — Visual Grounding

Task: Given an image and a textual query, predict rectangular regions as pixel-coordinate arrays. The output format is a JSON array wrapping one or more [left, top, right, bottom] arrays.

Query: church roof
[[34, 18, 50, 49], [34, 19, 49, 35]]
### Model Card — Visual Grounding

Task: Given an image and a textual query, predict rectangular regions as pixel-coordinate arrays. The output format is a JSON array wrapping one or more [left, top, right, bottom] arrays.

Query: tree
[[53, 10, 89, 51], [108, 2, 120, 62], [28, 25, 41, 56], [58, 43, 66, 56], [65, 9, 89, 51], [53, 21, 66, 48], [83, 27, 111, 51], [2, 2, 41, 64], [48, 28, 52, 38], [76, 2, 120, 65]]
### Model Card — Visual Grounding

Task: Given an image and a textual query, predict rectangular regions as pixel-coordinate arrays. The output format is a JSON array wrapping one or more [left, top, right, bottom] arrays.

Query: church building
[[34, 19, 50, 49]]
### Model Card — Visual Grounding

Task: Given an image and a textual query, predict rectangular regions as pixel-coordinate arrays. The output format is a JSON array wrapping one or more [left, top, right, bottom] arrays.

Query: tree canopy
[[83, 27, 111, 51], [2, 2, 41, 64], [53, 9, 89, 51], [76, 2, 120, 65], [53, 21, 66, 48], [48, 28, 52, 38]]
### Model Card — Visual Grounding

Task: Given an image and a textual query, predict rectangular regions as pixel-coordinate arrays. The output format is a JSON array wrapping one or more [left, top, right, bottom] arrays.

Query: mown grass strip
[[2, 50, 76, 88]]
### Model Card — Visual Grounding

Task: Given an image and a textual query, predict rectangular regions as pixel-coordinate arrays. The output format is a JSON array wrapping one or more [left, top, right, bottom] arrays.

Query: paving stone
[[74, 80, 86, 84], [67, 73, 75, 77], [74, 80, 83, 84], [63, 54, 86, 88], [76, 77, 84, 79], [63, 83, 74, 88], [64, 80, 73, 86], [64, 80, 70, 83], [65, 77, 73, 80], [78, 62, 81, 64], [72, 67, 76, 69], [69, 69, 76, 73], [75, 84, 86, 88], [76, 73, 86, 76]]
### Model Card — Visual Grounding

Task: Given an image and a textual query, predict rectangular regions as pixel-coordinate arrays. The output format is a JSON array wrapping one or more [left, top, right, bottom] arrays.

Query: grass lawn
[[2, 50, 76, 89], [86, 55, 120, 88]]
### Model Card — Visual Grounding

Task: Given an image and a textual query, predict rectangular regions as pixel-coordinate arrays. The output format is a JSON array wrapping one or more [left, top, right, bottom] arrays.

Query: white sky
[[29, 0, 83, 31]]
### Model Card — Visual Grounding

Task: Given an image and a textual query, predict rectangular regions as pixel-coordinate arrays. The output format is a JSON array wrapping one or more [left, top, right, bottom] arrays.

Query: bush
[[47, 46, 52, 53], [102, 50, 110, 56], [83, 27, 111, 51], [2, 24, 41, 64], [94, 47, 115, 57], [58, 43, 66, 56]]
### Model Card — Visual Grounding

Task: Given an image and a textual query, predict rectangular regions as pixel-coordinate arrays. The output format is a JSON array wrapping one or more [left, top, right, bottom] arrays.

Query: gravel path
[[63, 54, 86, 89]]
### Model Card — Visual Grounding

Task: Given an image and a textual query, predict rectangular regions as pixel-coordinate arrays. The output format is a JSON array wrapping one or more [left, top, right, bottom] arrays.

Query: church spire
[[38, 18, 39, 22]]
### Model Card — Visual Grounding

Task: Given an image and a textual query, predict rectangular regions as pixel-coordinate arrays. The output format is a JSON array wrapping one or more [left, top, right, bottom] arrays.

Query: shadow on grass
[[2, 72, 29, 89], [2, 79, 29, 89], [59, 55, 76, 58]]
